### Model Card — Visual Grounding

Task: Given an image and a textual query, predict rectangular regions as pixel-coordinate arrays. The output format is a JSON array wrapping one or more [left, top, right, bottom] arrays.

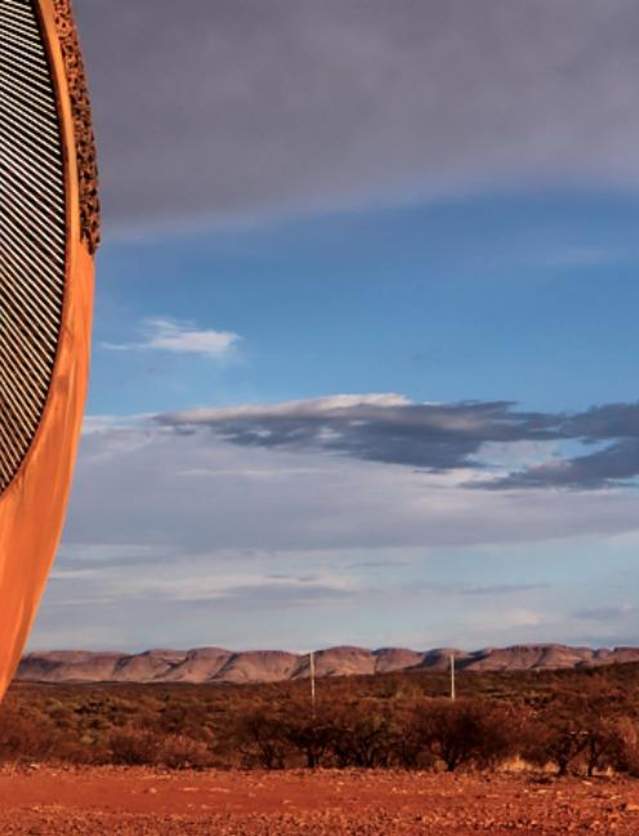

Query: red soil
[[1, 766, 639, 834]]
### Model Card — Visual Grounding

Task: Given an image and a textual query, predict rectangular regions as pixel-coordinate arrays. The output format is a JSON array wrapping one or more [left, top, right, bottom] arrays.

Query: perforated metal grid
[[0, 0, 66, 493]]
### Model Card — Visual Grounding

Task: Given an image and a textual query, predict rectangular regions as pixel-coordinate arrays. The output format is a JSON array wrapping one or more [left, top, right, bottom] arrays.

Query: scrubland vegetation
[[3, 663, 639, 777]]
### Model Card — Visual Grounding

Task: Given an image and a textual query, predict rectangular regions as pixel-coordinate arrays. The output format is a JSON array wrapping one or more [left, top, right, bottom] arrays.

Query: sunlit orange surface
[[0, 0, 95, 699]]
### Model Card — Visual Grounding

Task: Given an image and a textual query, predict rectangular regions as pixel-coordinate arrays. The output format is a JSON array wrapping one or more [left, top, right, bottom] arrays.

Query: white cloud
[[165, 393, 412, 425], [102, 317, 241, 360]]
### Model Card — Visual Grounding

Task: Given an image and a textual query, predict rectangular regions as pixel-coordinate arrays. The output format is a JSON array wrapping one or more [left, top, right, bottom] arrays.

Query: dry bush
[[524, 682, 639, 777], [594, 716, 639, 776], [229, 705, 290, 769], [109, 728, 212, 768], [0, 703, 60, 763], [329, 703, 398, 768], [6, 664, 639, 774], [109, 726, 162, 766], [582, 717, 626, 777], [157, 734, 212, 769]]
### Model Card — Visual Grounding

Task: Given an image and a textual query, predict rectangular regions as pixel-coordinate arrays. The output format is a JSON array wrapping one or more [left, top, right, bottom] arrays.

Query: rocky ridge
[[16, 643, 639, 684]]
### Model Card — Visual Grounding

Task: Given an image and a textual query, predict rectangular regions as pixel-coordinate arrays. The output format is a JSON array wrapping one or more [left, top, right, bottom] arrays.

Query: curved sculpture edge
[[0, 0, 95, 699]]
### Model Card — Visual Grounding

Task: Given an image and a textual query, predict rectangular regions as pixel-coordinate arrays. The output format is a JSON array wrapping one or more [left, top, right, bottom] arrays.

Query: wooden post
[[310, 651, 317, 716], [450, 653, 456, 701]]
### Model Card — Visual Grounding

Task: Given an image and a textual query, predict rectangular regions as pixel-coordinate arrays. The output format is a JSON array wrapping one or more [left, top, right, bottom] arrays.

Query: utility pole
[[450, 653, 456, 701], [309, 650, 317, 717]]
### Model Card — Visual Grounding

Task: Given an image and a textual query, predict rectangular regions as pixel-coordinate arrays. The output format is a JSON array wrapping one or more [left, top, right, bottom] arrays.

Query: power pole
[[450, 653, 456, 701], [309, 650, 317, 717]]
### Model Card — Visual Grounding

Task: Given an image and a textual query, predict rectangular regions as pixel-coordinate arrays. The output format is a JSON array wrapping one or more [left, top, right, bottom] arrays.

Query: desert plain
[[2, 766, 639, 834], [3, 661, 639, 833]]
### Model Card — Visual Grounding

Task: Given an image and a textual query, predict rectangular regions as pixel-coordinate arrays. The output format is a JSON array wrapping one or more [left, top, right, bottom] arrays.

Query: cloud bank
[[157, 395, 639, 489], [34, 393, 639, 651], [76, 0, 639, 231]]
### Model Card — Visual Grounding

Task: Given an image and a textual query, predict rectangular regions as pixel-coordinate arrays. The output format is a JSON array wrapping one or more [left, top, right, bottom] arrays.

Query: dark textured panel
[[52, 0, 100, 254], [0, 0, 66, 493]]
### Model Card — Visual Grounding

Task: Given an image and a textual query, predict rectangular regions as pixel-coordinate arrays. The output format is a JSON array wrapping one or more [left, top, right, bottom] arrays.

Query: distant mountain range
[[16, 644, 639, 685]]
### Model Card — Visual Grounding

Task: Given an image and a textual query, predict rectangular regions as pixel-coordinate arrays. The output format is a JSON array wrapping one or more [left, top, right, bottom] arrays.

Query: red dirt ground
[[1, 766, 639, 834]]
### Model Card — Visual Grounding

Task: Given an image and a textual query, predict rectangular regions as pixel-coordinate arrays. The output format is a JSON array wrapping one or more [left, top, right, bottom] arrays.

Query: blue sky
[[92, 189, 639, 416], [30, 0, 639, 653]]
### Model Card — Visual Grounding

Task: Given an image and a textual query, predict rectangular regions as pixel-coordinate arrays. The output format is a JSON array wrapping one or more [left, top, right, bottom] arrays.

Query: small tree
[[330, 704, 396, 768], [415, 699, 522, 772], [526, 684, 634, 777], [283, 709, 335, 768]]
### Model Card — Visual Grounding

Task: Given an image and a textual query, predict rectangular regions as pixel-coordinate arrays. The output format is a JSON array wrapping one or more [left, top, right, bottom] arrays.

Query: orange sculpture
[[0, 0, 99, 699]]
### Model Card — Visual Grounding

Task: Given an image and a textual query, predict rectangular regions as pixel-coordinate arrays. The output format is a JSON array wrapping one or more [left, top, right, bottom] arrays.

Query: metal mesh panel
[[0, 0, 66, 493]]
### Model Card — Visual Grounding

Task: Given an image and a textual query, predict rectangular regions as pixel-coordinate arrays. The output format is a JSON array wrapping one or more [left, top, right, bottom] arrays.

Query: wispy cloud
[[573, 603, 635, 623], [102, 317, 241, 360], [542, 246, 620, 269]]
